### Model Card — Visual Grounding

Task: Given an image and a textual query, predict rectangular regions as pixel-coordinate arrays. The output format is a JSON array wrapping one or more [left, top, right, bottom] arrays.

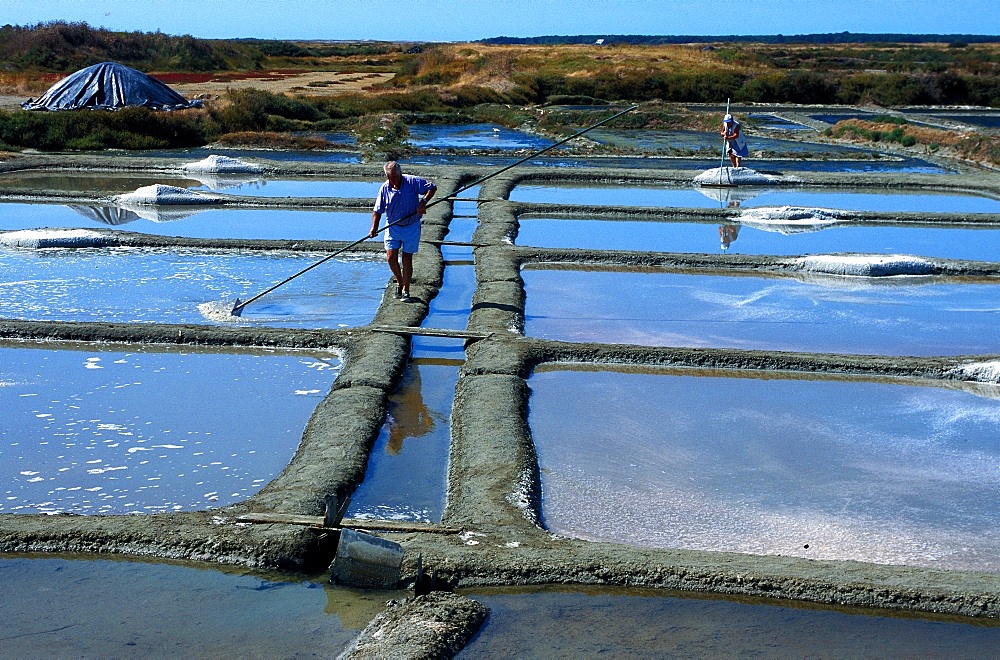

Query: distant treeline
[[482, 33, 1000, 46], [0, 22, 397, 72]]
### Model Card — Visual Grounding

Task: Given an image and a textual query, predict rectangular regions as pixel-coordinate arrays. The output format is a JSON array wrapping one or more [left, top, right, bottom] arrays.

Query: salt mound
[[795, 254, 934, 277], [182, 155, 264, 174], [948, 361, 1000, 384], [738, 205, 843, 234], [0, 228, 113, 249], [693, 167, 784, 185], [114, 184, 217, 206]]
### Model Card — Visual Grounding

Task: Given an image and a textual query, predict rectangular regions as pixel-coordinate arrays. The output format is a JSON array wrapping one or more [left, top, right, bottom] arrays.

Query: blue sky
[[3, 0, 997, 42]]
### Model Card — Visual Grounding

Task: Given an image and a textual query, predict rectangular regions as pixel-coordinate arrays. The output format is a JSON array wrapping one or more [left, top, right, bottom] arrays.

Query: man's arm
[[417, 185, 436, 216], [369, 211, 382, 238]]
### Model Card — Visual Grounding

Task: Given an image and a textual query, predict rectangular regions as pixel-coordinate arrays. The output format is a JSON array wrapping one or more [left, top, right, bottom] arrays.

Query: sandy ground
[[169, 71, 394, 99]]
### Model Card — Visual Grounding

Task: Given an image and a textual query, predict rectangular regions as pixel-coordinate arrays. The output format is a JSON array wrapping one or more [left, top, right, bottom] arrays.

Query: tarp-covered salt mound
[[0, 229, 114, 249], [794, 254, 934, 277], [114, 184, 220, 206], [22, 62, 201, 111]]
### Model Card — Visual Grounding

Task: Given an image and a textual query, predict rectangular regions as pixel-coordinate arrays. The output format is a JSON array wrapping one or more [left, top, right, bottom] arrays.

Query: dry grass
[[832, 118, 1000, 166], [426, 43, 756, 92], [169, 71, 395, 99]]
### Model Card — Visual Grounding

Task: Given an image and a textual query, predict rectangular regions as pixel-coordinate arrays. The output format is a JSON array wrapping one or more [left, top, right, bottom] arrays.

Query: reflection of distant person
[[720, 114, 749, 168], [719, 224, 740, 250], [369, 161, 436, 303]]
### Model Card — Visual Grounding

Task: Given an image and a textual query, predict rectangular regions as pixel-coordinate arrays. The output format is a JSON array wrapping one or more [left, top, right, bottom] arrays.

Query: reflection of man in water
[[719, 224, 740, 250], [385, 365, 436, 455]]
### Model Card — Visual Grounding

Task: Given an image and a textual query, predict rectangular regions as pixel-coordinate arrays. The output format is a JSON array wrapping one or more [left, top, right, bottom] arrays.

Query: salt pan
[[794, 254, 934, 276], [693, 167, 789, 186], [948, 361, 1000, 384], [181, 155, 264, 174], [114, 184, 220, 206], [0, 228, 114, 249]]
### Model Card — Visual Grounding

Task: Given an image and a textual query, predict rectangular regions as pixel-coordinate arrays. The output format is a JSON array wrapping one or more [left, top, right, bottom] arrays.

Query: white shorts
[[384, 220, 421, 253]]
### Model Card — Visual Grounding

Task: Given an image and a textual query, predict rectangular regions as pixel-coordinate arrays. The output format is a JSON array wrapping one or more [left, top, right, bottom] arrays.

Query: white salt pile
[[114, 184, 218, 206], [0, 229, 114, 249], [947, 361, 1000, 384], [737, 205, 843, 234], [794, 254, 934, 276], [181, 154, 265, 174], [693, 167, 788, 186]]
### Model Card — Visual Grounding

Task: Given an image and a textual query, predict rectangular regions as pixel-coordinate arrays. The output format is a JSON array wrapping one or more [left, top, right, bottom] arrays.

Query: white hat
[[723, 114, 734, 123]]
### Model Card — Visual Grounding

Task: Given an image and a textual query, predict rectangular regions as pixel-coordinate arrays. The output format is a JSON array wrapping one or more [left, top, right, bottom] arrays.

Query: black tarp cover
[[22, 62, 201, 111]]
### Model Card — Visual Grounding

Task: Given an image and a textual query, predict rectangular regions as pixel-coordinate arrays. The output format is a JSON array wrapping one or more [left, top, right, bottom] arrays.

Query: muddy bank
[[2, 154, 1000, 640]]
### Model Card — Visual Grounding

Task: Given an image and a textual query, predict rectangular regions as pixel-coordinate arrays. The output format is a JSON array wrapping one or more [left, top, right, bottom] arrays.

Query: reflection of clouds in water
[[904, 389, 1000, 432], [544, 466, 998, 571]]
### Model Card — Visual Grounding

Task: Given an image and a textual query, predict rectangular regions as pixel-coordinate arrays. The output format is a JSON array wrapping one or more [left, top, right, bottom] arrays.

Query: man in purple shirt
[[369, 161, 436, 303]]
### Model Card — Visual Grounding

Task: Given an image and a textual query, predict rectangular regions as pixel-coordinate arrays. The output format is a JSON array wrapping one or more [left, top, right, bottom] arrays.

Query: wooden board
[[371, 326, 492, 340], [236, 512, 462, 534]]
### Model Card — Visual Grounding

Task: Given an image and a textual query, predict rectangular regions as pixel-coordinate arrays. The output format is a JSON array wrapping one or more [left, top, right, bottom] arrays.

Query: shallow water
[[529, 367, 1000, 571], [123, 146, 363, 164], [509, 183, 1000, 213], [346, 360, 457, 523], [461, 587, 1000, 657], [0, 343, 339, 514], [515, 216, 1000, 261], [0, 170, 382, 197], [1, 203, 375, 240], [407, 124, 553, 151], [747, 113, 815, 131], [585, 128, 873, 157], [345, 261, 475, 521], [523, 267, 1000, 356], [0, 557, 390, 656], [404, 152, 949, 173], [0, 247, 385, 328]]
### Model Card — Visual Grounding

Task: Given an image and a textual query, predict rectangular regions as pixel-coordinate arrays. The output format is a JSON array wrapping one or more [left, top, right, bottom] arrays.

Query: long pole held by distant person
[[719, 97, 730, 186], [230, 104, 639, 317]]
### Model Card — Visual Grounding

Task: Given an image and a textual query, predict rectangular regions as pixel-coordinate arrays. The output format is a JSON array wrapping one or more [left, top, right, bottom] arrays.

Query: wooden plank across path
[[372, 325, 492, 340], [237, 512, 462, 534]]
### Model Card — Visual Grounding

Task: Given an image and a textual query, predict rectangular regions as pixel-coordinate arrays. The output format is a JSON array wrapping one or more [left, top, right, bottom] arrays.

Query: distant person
[[369, 161, 436, 303], [720, 113, 749, 168]]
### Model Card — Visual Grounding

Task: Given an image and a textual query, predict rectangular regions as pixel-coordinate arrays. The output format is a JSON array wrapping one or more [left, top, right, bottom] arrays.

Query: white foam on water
[[795, 254, 934, 277], [0, 228, 114, 249], [693, 166, 788, 185], [114, 184, 218, 206], [948, 360, 1000, 384], [181, 154, 264, 173], [196, 300, 247, 324]]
